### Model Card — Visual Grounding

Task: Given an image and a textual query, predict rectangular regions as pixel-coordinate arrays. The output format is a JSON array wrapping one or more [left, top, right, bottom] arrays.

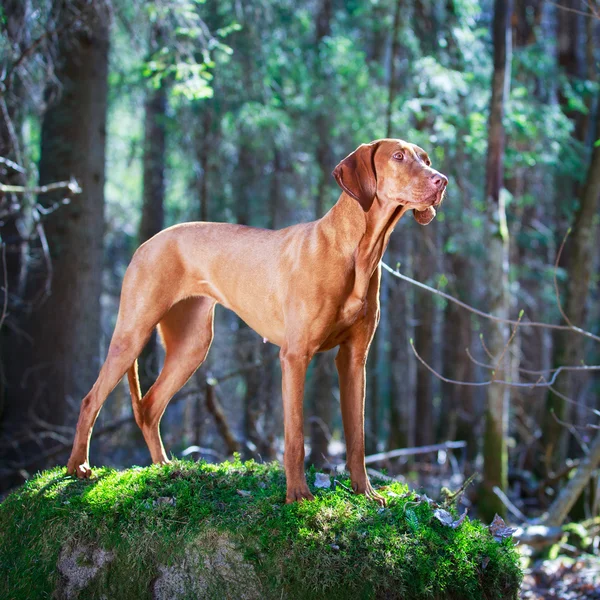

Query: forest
[[0, 0, 599, 597]]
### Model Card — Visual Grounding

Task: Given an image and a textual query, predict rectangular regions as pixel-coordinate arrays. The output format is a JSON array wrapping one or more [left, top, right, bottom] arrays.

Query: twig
[[0, 178, 81, 195], [546, 0, 599, 18], [381, 261, 600, 343], [492, 485, 528, 523], [362, 440, 467, 465], [0, 156, 26, 174], [442, 472, 478, 508], [411, 339, 600, 388], [491, 310, 524, 382], [366, 467, 404, 483], [465, 348, 600, 417]]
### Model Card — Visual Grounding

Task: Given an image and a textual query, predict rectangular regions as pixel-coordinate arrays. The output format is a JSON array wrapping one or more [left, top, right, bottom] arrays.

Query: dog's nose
[[431, 172, 448, 189]]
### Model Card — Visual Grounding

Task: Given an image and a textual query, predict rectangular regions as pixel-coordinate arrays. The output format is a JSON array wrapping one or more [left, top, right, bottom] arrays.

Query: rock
[[153, 531, 262, 600], [55, 544, 113, 599]]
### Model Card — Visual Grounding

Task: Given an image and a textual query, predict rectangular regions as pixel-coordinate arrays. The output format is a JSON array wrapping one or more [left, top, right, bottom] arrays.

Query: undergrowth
[[0, 458, 522, 599]]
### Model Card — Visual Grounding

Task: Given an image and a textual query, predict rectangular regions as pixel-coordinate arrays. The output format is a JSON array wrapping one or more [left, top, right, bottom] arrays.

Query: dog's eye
[[425, 159, 431, 166], [392, 152, 404, 161]]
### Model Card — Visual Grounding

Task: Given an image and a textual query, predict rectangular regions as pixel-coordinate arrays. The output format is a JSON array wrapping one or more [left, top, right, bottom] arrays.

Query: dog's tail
[[127, 359, 144, 427]]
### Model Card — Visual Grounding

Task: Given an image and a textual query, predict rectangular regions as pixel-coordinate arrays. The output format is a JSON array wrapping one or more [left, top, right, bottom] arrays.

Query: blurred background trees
[[0, 0, 599, 530]]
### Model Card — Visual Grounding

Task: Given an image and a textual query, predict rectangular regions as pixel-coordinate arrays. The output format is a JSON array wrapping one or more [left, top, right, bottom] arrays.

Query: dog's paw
[[67, 459, 92, 479], [285, 484, 315, 504], [352, 480, 387, 507]]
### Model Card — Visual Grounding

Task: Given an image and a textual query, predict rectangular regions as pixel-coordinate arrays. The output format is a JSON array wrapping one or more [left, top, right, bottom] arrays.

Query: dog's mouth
[[407, 190, 443, 210]]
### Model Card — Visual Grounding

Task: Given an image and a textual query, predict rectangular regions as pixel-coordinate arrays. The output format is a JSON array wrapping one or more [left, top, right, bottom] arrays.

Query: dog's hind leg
[[66, 317, 160, 478], [130, 296, 216, 464], [67, 261, 173, 478]]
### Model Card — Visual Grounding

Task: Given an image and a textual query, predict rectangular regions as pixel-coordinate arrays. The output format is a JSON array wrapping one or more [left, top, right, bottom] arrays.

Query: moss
[[0, 458, 522, 599]]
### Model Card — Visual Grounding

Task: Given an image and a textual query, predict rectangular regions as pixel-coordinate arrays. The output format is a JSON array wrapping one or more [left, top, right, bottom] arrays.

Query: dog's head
[[332, 139, 448, 225]]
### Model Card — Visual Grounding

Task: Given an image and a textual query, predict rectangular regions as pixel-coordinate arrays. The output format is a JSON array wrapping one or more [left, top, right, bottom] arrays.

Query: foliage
[[0, 459, 522, 599]]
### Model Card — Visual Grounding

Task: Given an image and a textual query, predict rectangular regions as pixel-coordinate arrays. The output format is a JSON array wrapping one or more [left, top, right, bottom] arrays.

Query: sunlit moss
[[0, 459, 522, 599]]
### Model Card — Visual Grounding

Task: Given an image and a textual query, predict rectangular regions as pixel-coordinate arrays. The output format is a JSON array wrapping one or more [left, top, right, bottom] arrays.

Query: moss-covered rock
[[0, 458, 522, 599]]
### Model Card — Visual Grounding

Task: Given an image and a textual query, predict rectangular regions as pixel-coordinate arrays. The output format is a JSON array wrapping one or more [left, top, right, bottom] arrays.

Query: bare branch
[[0, 156, 26, 174], [410, 338, 600, 388], [381, 261, 600, 343], [546, 0, 599, 18], [0, 178, 81, 195]]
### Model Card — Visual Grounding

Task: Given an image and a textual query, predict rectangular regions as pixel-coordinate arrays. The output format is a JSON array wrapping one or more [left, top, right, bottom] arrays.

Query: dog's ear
[[413, 206, 436, 225], [332, 142, 379, 211]]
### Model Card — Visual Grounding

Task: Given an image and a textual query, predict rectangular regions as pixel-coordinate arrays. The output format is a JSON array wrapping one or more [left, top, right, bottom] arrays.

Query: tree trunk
[[138, 24, 168, 396], [413, 226, 435, 447], [480, 0, 512, 521], [308, 0, 334, 469], [544, 5, 598, 470], [441, 255, 476, 459], [386, 232, 416, 452], [1, 1, 111, 476], [0, 0, 30, 428], [385, 0, 416, 455]]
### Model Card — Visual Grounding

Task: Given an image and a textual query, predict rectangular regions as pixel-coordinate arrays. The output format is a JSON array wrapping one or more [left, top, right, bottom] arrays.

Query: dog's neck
[[321, 192, 409, 298]]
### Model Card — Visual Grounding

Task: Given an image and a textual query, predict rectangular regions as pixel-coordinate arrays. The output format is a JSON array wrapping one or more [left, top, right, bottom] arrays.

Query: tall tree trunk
[[544, 3, 597, 470], [480, 0, 512, 521], [138, 25, 168, 396], [441, 256, 476, 457], [3, 1, 111, 475], [308, 0, 333, 469], [386, 233, 417, 452], [385, 0, 416, 454], [0, 0, 30, 431], [413, 225, 435, 447]]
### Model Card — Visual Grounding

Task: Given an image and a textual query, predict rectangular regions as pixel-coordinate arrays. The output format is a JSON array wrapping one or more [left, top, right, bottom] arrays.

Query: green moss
[[0, 459, 522, 599]]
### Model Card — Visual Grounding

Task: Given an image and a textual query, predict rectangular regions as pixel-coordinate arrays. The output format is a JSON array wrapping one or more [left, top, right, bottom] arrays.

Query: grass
[[0, 457, 522, 599]]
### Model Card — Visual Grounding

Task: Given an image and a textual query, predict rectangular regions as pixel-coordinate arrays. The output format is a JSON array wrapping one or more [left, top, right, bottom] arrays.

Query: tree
[[386, 0, 417, 454], [544, 3, 599, 470], [480, 0, 513, 520], [308, 0, 334, 469], [138, 21, 168, 395], [10, 0, 111, 444]]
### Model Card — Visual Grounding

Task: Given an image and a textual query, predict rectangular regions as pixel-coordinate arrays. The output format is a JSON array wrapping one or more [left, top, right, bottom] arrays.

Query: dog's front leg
[[336, 341, 386, 506], [280, 345, 314, 503]]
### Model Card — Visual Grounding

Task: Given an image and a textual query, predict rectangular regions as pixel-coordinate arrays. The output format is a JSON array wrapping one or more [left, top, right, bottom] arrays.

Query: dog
[[66, 138, 447, 504]]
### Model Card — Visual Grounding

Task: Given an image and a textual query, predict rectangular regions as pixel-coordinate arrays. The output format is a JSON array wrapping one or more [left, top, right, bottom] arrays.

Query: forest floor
[[520, 555, 600, 599]]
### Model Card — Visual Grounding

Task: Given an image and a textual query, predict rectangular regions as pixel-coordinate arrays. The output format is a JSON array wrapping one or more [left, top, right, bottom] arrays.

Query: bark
[[480, 0, 512, 521], [386, 231, 417, 452], [544, 7, 599, 470], [441, 255, 476, 458], [308, 0, 334, 469], [0, 1, 111, 491], [385, 0, 402, 137], [138, 23, 168, 396], [385, 0, 416, 454], [0, 0, 29, 303], [413, 225, 435, 447], [13, 0, 110, 432]]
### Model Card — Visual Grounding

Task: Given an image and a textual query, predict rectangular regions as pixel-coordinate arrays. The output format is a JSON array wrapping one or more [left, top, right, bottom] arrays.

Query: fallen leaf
[[314, 473, 331, 489], [236, 489, 252, 498], [489, 514, 516, 542], [434, 508, 468, 528]]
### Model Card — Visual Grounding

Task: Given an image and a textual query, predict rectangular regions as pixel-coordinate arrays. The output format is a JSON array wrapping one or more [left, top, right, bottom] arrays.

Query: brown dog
[[66, 138, 447, 504]]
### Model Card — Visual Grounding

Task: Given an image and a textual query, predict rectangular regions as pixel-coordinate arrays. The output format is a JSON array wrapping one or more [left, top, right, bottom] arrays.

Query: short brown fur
[[66, 138, 448, 504]]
